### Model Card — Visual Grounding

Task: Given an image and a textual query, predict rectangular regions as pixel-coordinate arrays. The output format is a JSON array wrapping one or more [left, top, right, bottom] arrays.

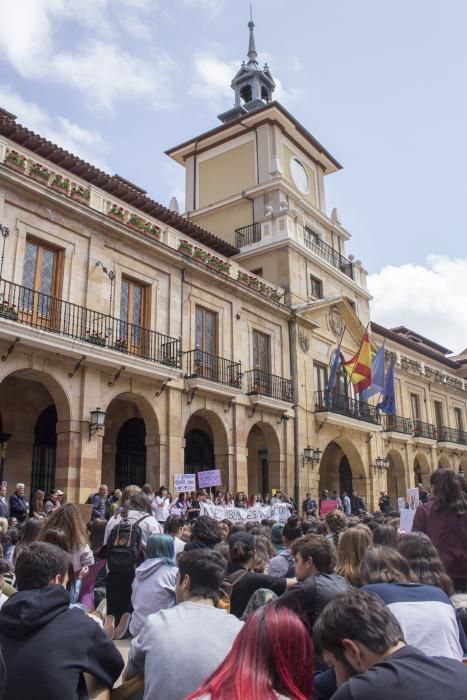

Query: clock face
[[290, 157, 309, 194]]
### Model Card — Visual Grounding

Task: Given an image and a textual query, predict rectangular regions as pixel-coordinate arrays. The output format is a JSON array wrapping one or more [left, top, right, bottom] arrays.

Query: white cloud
[[0, 85, 111, 170], [368, 255, 467, 355], [189, 52, 237, 103], [0, 0, 175, 111], [182, 0, 225, 14]]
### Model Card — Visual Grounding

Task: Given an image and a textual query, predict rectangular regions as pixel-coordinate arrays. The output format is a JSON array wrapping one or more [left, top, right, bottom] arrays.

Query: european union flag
[[327, 341, 342, 392], [377, 358, 396, 415]]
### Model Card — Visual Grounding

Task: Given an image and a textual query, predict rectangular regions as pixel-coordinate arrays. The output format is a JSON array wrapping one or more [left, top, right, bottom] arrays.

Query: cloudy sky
[[0, 0, 466, 352]]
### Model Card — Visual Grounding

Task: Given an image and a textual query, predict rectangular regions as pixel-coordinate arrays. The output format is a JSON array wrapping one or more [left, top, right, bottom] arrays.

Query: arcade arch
[[246, 421, 281, 496], [318, 437, 368, 502], [386, 448, 407, 507], [184, 409, 230, 489]]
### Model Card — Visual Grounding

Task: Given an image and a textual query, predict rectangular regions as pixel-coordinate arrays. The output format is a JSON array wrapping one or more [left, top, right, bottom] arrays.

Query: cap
[[228, 531, 255, 548]]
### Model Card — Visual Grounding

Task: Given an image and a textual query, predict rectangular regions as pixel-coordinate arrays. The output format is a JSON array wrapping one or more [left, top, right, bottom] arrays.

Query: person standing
[[44, 489, 61, 515], [350, 490, 366, 516], [413, 468, 467, 592], [90, 484, 110, 520], [342, 491, 351, 516], [9, 483, 29, 525], [302, 492, 317, 519], [378, 490, 391, 514], [0, 485, 9, 520], [153, 486, 170, 525]]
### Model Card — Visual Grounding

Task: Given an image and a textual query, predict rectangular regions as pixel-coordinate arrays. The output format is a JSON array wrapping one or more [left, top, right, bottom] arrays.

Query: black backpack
[[106, 514, 150, 574], [279, 551, 295, 578]]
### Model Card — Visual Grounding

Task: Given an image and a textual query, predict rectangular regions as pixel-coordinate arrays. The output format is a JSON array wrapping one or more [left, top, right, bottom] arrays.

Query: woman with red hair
[[186, 605, 314, 700]]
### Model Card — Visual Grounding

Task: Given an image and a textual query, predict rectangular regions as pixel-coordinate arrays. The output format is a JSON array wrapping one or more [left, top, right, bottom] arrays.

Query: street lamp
[[0, 432, 12, 483], [304, 446, 322, 466], [374, 457, 390, 470], [89, 408, 107, 439]]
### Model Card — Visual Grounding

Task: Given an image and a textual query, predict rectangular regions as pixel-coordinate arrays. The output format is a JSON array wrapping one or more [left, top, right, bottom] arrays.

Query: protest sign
[[407, 488, 419, 510], [397, 497, 405, 511], [200, 502, 291, 523], [320, 499, 338, 516], [399, 507, 416, 532], [174, 473, 196, 492], [198, 469, 222, 488]]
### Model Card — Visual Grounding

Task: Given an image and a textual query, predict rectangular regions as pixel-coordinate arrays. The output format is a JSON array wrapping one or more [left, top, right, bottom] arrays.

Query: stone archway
[[386, 448, 407, 508], [246, 421, 282, 497], [319, 436, 367, 502], [102, 392, 159, 490], [437, 454, 450, 469], [0, 368, 71, 495], [184, 409, 230, 489], [414, 452, 430, 488]]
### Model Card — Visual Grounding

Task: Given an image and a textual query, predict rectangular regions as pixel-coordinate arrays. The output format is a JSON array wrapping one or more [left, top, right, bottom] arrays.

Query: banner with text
[[200, 502, 291, 523], [174, 473, 196, 493]]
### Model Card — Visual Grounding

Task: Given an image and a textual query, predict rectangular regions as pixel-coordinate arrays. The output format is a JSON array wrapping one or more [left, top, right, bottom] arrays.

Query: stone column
[[55, 419, 83, 502]]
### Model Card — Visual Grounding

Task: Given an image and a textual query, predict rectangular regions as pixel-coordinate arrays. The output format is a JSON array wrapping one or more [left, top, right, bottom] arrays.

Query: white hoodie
[[129, 558, 177, 637]]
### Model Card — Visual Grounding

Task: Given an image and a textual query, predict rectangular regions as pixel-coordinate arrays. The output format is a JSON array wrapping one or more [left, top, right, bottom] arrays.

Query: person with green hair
[[129, 534, 177, 637]]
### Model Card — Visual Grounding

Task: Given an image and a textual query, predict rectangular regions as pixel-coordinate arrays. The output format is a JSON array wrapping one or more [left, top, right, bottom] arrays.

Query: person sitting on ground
[[270, 522, 285, 553], [361, 545, 464, 660], [325, 510, 347, 549], [124, 549, 243, 700], [12, 517, 43, 565], [184, 515, 221, 551], [413, 468, 467, 592], [372, 523, 399, 548], [268, 516, 304, 577], [129, 534, 177, 637], [313, 588, 467, 700], [164, 514, 187, 555], [335, 524, 373, 587], [187, 605, 313, 700], [0, 559, 12, 608], [251, 534, 274, 574], [226, 531, 295, 618], [275, 533, 352, 635], [0, 542, 123, 700], [40, 503, 94, 573]]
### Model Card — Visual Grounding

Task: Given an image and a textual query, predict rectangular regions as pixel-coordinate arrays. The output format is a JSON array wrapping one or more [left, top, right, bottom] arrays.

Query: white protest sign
[[198, 469, 222, 488], [174, 473, 196, 492], [399, 508, 416, 532], [407, 488, 419, 510], [397, 497, 405, 511]]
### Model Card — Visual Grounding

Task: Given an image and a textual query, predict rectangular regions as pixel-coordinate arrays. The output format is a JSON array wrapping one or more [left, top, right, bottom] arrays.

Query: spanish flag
[[343, 331, 372, 393]]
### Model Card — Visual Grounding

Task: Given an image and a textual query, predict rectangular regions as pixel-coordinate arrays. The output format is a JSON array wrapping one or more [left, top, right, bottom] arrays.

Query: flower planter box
[[29, 171, 50, 184], [0, 309, 18, 321], [51, 182, 69, 195], [71, 192, 90, 205], [128, 222, 144, 233], [111, 344, 127, 352], [82, 336, 107, 347], [108, 212, 125, 223], [4, 160, 26, 174]]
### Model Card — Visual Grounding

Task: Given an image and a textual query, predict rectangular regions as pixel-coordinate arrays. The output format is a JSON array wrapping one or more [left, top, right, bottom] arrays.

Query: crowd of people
[[0, 468, 465, 698]]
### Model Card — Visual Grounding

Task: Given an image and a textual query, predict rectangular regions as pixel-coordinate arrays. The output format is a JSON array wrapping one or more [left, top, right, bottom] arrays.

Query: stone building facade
[[0, 22, 465, 509]]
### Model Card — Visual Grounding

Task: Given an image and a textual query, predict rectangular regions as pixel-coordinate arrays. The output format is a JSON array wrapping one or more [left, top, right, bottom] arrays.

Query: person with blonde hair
[[336, 523, 373, 586]]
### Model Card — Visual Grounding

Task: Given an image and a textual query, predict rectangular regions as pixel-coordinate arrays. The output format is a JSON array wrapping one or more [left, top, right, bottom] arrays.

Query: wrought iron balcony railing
[[0, 278, 181, 367], [413, 419, 437, 440], [437, 426, 467, 445], [185, 348, 242, 388], [235, 223, 262, 248], [303, 229, 354, 279], [245, 368, 293, 403], [383, 415, 414, 434], [315, 390, 381, 425]]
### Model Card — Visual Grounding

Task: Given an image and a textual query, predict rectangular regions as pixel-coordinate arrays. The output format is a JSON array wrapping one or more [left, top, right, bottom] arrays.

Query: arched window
[[184, 429, 214, 476], [115, 418, 146, 489], [240, 84, 252, 103]]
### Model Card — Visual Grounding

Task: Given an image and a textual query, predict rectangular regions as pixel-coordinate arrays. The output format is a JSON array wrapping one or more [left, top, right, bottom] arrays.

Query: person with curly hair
[[325, 509, 347, 549], [40, 503, 94, 572], [184, 515, 221, 550]]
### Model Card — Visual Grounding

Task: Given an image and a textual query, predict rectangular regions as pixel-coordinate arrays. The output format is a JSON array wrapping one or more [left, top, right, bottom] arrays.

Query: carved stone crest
[[298, 330, 310, 353], [329, 306, 343, 339]]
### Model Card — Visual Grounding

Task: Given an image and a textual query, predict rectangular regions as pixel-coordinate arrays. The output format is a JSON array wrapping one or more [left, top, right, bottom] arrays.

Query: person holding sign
[[154, 487, 171, 525]]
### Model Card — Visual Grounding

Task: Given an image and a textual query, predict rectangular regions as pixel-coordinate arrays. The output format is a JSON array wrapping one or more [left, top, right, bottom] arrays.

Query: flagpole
[[326, 325, 346, 409]]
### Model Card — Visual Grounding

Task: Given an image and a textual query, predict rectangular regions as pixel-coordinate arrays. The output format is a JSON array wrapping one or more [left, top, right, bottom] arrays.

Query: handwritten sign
[[198, 469, 222, 488], [174, 473, 196, 493]]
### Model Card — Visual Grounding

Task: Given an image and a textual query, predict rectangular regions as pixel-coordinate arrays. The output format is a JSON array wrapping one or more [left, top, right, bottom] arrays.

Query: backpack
[[106, 514, 150, 574], [217, 568, 249, 613], [279, 551, 295, 578]]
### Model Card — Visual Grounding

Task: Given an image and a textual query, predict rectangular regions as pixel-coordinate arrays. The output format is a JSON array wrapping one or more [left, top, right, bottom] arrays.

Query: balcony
[[383, 415, 413, 435], [315, 390, 381, 428], [413, 419, 437, 441], [437, 426, 467, 446], [235, 223, 262, 248], [184, 349, 242, 389], [0, 278, 181, 368], [303, 230, 354, 280], [245, 368, 293, 403]]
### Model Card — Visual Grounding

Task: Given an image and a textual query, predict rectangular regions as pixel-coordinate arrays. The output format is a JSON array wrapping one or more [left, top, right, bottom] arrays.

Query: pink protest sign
[[320, 499, 338, 516]]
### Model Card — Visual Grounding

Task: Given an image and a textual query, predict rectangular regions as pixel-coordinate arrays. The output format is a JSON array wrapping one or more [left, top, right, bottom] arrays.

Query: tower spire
[[247, 4, 259, 69]]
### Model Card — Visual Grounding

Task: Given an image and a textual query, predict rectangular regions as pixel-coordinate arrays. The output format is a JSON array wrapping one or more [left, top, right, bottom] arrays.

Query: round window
[[290, 157, 309, 194]]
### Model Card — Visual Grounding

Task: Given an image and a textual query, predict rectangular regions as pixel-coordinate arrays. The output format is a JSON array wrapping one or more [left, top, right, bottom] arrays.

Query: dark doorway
[[115, 418, 146, 489], [184, 429, 214, 476], [339, 455, 352, 496], [31, 404, 57, 496]]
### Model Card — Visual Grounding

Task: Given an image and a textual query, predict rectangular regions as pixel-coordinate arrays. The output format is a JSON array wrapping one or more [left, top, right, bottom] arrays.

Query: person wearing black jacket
[[8, 483, 29, 524], [0, 542, 123, 700]]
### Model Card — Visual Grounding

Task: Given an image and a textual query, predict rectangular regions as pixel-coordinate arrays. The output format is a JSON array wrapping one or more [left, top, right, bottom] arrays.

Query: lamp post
[[95, 261, 116, 316], [303, 445, 322, 466], [0, 224, 9, 280], [0, 433, 12, 484]]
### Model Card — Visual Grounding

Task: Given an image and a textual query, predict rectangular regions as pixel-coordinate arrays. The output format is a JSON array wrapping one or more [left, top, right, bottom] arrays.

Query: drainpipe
[[288, 316, 300, 505]]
